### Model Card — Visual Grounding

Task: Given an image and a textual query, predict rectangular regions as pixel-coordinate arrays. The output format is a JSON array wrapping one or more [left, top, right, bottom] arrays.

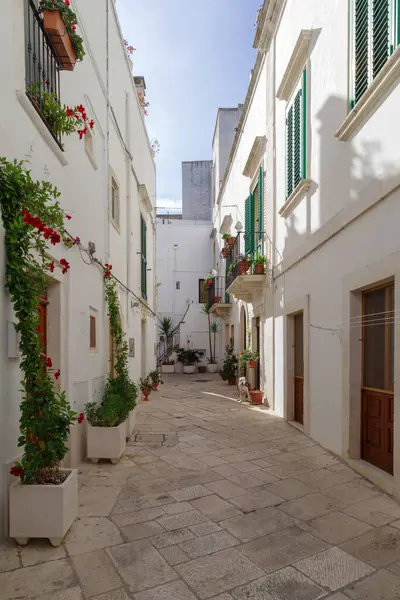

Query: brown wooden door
[[362, 284, 394, 474], [37, 295, 48, 354], [294, 312, 304, 425]]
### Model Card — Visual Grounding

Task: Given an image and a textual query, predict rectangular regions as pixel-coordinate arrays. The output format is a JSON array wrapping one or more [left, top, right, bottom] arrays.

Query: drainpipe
[[104, 0, 111, 378], [125, 91, 132, 329]]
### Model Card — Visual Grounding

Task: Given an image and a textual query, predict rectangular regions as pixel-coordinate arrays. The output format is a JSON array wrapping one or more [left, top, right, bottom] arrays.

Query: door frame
[[284, 295, 310, 434]]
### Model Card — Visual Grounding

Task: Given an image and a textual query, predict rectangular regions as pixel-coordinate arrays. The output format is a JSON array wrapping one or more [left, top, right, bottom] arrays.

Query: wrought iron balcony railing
[[208, 276, 230, 309], [25, 0, 62, 147], [225, 231, 267, 290]]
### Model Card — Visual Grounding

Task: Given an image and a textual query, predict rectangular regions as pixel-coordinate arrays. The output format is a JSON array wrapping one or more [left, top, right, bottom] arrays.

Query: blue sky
[[117, 0, 261, 210]]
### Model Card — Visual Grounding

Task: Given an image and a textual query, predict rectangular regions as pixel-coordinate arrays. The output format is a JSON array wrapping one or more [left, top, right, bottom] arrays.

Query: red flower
[[104, 271, 111, 278], [72, 23, 77, 31], [10, 465, 24, 477], [60, 258, 70, 274], [77, 104, 85, 114], [78, 128, 88, 140], [104, 263, 112, 270], [54, 369, 61, 380], [66, 238, 71, 244], [74, 237, 81, 245], [49, 261, 55, 273], [66, 214, 72, 220], [65, 0, 70, 5], [66, 107, 74, 117], [77, 413, 84, 424], [50, 231, 61, 245], [89, 120, 95, 129]]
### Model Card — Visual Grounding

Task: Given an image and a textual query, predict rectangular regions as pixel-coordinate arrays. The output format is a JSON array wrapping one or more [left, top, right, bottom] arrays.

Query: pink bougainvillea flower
[[77, 413, 84, 424]]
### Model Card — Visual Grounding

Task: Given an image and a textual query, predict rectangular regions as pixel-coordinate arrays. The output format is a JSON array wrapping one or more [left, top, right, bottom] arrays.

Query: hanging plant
[[0, 158, 78, 485], [39, 0, 85, 63]]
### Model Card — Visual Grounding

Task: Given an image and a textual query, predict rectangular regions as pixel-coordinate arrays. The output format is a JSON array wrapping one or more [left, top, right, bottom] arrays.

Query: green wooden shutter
[[372, 0, 391, 77], [258, 166, 263, 241], [293, 89, 302, 190], [354, 0, 370, 105], [286, 106, 294, 199], [244, 194, 255, 254], [140, 214, 147, 300]]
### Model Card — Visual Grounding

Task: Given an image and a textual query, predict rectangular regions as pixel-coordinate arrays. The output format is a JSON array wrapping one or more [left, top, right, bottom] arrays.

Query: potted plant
[[85, 392, 127, 464], [222, 232, 236, 248], [198, 365, 207, 374], [202, 304, 220, 373], [204, 275, 214, 290], [247, 350, 259, 369], [150, 370, 162, 391], [161, 358, 175, 374], [250, 389, 264, 405], [40, 0, 85, 70], [221, 247, 230, 258], [251, 253, 266, 275], [238, 255, 250, 275], [2, 159, 79, 547], [214, 296, 222, 303], [177, 348, 200, 374], [140, 377, 152, 400], [220, 343, 238, 385]]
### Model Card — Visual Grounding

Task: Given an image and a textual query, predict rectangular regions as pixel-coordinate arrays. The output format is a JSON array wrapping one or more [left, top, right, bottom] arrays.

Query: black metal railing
[[225, 232, 266, 290], [208, 276, 230, 309], [25, 0, 62, 147]]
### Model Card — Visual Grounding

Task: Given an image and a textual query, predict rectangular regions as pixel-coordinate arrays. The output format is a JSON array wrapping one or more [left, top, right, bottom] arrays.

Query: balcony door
[[361, 283, 394, 475]]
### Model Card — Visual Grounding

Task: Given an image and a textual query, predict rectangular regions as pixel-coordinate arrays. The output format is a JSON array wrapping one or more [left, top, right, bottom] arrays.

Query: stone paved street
[[3, 374, 400, 598]]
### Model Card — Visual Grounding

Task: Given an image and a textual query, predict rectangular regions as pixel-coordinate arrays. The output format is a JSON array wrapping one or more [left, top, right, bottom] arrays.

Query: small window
[[89, 315, 96, 349], [199, 279, 208, 303], [176, 281, 180, 290], [286, 71, 307, 199], [110, 176, 120, 227]]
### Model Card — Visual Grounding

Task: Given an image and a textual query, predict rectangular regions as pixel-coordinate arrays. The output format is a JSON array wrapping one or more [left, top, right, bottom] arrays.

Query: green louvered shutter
[[372, 0, 391, 78], [140, 215, 147, 300], [293, 89, 302, 190], [258, 167, 263, 241], [354, 0, 370, 105], [286, 106, 294, 199], [244, 194, 255, 254]]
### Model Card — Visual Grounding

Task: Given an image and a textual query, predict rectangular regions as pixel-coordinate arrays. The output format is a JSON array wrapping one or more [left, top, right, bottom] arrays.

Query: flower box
[[87, 422, 126, 464], [207, 363, 218, 374], [161, 364, 174, 374], [43, 9, 77, 71], [126, 408, 136, 440], [9, 469, 77, 547]]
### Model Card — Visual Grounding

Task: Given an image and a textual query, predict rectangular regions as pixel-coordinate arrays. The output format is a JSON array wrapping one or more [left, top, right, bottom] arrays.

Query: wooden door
[[361, 284, 394, 475], [37, 294, 48, 354], [294, 312, 304, 425]]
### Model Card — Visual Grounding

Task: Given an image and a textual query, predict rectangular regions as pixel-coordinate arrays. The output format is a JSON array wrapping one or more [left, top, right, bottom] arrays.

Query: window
[[199, 279, 208, 303], [140, 214, 147, 300], [286, 71, 306, 199], [89, 315, 96, 349], [244, 166, 264, 254], [176, 281, 180, 290], [110, 176, 120, 227], [351, 0, 400, 107]]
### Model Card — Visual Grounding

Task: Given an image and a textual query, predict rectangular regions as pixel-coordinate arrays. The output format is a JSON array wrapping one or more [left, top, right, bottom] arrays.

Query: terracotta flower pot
[[228, 377, 236, 385], [198, 366, 207, 373], [248, 361, 258, 368], [221, 248, 230, 258], [238, 260, 250, 275], [253, 264, 265, 275], [250, 390, 264, 405], [226, 236, 236, 248], [43, 10, 77, 71], [152, 382, 159, 391], [214, 296, 222, 303], [143, 389, 151, 400]]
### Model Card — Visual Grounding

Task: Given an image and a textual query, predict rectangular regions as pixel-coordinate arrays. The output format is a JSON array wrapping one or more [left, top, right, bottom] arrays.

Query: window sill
[[277, 30, 313, 101], [336, 44, 400, 141], [16, 90, 68, 167], [279, 179, 311, 219]]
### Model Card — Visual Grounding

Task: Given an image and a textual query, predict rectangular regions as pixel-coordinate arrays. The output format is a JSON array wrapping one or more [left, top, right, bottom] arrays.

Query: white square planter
[[87, 422, 126, 464], [161, 364, 175, 374], [207, 363, 218, 374], [9, 469, 78, 547], [126, 408, 136, 440], [183, 365, 197, 374]]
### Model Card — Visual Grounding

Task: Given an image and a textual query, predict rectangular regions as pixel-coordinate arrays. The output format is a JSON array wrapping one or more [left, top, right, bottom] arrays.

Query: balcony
[[208, 276, 231, 319], [225, 232, 268, 303], [25, 0, 62, 148]]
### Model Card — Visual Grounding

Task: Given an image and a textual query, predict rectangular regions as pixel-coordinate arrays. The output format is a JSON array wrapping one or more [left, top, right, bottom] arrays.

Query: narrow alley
[[3, 376, 400, 599]]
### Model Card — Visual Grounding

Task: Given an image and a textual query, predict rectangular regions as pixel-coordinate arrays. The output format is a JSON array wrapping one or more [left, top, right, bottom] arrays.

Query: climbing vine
[[0, 158, 79, 484]]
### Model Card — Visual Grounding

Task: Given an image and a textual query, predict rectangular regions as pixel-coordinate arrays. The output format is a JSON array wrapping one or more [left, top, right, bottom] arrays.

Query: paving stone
[[158, 545, 190, 565], [20, 539, 66, 567], [231, 566, 327, 600], [72, 549, 122, 598], [279, 492, 345, 521], [191, 495, 242, 521], [112, 507, 166, 527], [78, 486, 121, 517], [231, 489, 284, 513], [150, 527, 196, 548], [108, 539, 178, 593], [212, 465, 240, 478], [230, 461, 260, 473], [340, 525, 400, 568], [176, 547, 265, 599], [227, 473, 267, 489], [178, 530, 238, 558], [64, 517, 123, 556], [264, 462, 312, 478], [220, 507, 296, 543], [0, 542, 20, 572], [344, 569, 400, 599], [323, 595, 349, 600], [295, 547, 375, 591], [189, 521, 222, 536], [0, 559, 76, 599], [251, 458, 276, 469], [157, 509, 209, 531], [300, 454, 340, 470], [263, 477, 315, 500], [324, 480, 381, 506], [205, 479, 247, 499], [113, 491, 173, 514], [237, 525, 329, 572], [162, 502, 194, 515], [121, 520, 165, 541], [90, 590, 130, 600], [198, 455, 228, 467], [30, 588, 83, 600], [133, 580, 198, 600], [248, 469, 281, 484], [344, 494, 400, 526], [209, 595, 233, 600], [168, 485, 213, 502], [269, 452, 305, 465], [301, 511, 373, 544], [295, 468, 354, 490]]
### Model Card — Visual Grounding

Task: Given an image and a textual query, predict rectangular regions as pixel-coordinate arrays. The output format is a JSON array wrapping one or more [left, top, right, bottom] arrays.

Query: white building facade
[[214, 0, 400, 498], [0, 0, 156, 538]]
